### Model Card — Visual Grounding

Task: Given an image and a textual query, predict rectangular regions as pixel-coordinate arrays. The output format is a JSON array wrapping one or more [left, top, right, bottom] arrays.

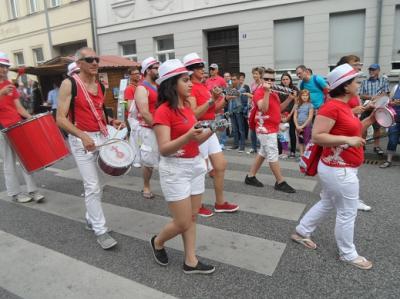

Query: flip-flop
[[141, 190, 155, 199], [339, 256, 373, 270], [291, 233, 317, 250]]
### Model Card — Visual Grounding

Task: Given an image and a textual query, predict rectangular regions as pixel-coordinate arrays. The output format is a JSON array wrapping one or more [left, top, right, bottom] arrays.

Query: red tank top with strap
[[136, 81, 158, 128]]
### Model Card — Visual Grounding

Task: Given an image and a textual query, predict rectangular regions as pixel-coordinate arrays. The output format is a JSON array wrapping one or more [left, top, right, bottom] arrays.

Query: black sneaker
[[150, 235, 168, 266], [373, 147, 384, 155], [183, 261, 215, 275], [245, 175, 264, 187], [274, 181, 296, 193]]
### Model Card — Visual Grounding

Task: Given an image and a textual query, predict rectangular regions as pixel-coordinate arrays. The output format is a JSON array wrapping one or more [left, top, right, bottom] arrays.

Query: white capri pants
[[296, 161, 360, 261], [139, 127, 159, 168], [257, 133, 279, 163], [159, 155, 206, 202]]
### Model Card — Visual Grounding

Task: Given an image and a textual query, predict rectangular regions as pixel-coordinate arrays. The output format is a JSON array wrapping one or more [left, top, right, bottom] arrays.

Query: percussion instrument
[[375, 106, 397, 128], [97, 139, 134, 176], [1, 112, 70, 173], [195, 118, 231, 132], [374, 96, 389, 108]]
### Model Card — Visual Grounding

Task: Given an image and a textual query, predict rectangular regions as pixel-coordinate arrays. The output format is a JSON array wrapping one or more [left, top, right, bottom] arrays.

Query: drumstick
[[112, 123, 123, 139], [95, 140, 120, 149]]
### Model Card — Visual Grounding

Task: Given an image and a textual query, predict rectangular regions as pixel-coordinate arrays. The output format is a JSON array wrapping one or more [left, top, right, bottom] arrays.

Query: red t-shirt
[[0, 80, 22, 128], [205, 76, 227, 91], [319, 99, 363, 168], [347, 96, 361, 109], [153, 103, 199, 158], [124, 84, 136, 100], [136, 81, 158, 128], [253, 89, 281, 134], [72, 82, 107, 132], [191, 81, 216, 121]]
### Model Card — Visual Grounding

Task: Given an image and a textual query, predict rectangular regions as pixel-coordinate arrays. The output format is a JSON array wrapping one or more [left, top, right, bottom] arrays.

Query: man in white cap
[[183, 52, 239, 217], [134, 57, 160, 199], [205, 63, 227, 91], [0, 51, 45, 203]]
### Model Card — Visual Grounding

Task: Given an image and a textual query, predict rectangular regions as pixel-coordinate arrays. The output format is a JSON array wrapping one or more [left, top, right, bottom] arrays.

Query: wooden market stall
[[10, 55, 138, 116]]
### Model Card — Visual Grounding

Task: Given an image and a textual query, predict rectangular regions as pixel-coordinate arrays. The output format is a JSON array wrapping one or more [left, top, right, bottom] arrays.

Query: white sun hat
[[141, 57, 159, 74], [67, 62, 80, 76], [182, 52, 205, 68], [327, 63, 361, 90], [155, 59, 189, 85], [0, 52, 12, 66]]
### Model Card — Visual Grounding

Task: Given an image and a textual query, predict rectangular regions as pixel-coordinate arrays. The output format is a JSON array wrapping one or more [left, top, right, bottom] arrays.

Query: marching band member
[[0, 51, 45, 203], [134, 57, 160, 199], [292, 64, 376, 270], [57, 47, 124, 249], [183, 53, 239, 217], [151, 59, 215, 274]]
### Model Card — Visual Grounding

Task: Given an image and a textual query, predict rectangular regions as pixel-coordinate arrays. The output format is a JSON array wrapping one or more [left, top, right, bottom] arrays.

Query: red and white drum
[[2, 112, 70, 173], [375, 106, 397, 128], [97, 139, 134, 176]]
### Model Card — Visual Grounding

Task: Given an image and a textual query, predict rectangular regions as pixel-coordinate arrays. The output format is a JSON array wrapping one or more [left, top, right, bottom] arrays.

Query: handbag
[[299, 142, 323, 176]]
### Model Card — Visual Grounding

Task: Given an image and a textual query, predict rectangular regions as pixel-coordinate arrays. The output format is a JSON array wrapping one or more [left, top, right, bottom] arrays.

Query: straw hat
[[0, 52, 12, 67]]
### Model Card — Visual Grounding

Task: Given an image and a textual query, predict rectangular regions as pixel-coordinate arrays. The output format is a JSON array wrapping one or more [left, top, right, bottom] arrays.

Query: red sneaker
[[214, 202, 239, 213], [198, 206, 214, 217]]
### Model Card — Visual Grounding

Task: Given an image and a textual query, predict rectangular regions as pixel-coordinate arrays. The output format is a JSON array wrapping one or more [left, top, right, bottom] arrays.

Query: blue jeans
[[250, 129, 258, 151], [387, 122, 400, 153], [230, 112, 245, 149]]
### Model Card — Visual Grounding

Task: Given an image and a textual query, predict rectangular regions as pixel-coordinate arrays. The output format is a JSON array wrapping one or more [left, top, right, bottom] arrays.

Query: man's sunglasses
[[263, 77, 275, 82], [80, 57, 100, 64]]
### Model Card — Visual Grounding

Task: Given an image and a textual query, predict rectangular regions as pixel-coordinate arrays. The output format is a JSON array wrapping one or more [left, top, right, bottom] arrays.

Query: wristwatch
[[208, 99, 215, 106]]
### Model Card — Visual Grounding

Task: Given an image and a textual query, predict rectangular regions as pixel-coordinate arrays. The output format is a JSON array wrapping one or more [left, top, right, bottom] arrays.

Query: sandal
[[373, 146, 384, 155], [339, 256, 373, 270], [290, 233, 317, 250], [141, 190, 155, 199], [379, 161, 392, 168]]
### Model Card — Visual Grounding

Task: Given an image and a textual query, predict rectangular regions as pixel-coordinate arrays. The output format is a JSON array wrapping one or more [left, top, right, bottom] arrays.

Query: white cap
[[182, 52, 205, 68], [141, 57, 159, 74], [155, 59, 189, 85], [0, 52, 12, 66], [327, 63, 361, 90], [67, 62, 80, 76]]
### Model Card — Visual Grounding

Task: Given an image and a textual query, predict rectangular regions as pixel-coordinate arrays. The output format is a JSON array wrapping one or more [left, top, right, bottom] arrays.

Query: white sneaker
[[29, 191, 45, 203], [358, 200, 371, 211], [12, 193, 33, 203]]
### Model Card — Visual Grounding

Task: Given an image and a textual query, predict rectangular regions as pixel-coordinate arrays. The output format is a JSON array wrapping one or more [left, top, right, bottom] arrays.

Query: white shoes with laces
[[12, 191, 45, 203], [357, 200, 371, 211]]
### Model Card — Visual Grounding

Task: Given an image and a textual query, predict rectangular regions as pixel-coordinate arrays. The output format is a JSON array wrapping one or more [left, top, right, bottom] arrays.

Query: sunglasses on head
[[263, 77, 275, 82], [80, 57, 100, 64]]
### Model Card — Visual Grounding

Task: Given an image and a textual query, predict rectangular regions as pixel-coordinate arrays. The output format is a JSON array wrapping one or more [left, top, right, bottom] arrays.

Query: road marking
[[0, 230, 175, 299], [224, 154, 301, 171]]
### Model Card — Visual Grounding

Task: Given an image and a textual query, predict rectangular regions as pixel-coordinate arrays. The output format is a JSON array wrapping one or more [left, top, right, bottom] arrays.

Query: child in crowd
[[278, 112, 290, 159], [294, 90, 314, 156]]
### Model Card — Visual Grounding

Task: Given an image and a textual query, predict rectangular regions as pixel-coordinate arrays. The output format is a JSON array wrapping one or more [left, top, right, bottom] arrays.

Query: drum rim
[[1, 112, 52, 133], [98, 138, 135, 168], [375, 107, 394, 127]]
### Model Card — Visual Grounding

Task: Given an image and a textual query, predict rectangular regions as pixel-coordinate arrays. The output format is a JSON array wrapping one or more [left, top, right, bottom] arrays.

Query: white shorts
[[199, 133, 222, 159], [257, 133, 279, 163], [159, 155, 206, 202], [128, 119, 141, 167], [139, 127, 159, 167]]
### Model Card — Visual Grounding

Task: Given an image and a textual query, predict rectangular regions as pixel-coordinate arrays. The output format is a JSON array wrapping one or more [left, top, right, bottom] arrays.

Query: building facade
[[0, 0, 93, 68], [94, 0, 400, 79]]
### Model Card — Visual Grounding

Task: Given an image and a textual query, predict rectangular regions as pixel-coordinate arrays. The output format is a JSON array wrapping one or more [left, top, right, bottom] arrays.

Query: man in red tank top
[[134, 57, 160, 199], [57, 47, 124, 250], [184, 53, 239, 217], [0, 51, 45, 204]]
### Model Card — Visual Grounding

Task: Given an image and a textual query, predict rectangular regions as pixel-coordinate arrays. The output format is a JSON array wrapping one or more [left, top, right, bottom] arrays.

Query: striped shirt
[[359, 76, 389, 99]]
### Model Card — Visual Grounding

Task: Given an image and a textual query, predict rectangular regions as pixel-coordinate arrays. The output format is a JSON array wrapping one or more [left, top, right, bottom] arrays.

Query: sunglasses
[[263, 77, 275, 82], [80, 57, 100, 64]]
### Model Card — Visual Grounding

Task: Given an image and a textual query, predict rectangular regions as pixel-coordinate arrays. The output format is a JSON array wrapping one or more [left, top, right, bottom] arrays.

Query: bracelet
[[208, 99, 215, 107]]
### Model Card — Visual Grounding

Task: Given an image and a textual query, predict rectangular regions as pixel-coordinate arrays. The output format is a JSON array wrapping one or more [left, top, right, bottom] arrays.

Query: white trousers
[[68, 132, 108, 236], [0, 133, 37, 196], [296, 161, 359, 261]]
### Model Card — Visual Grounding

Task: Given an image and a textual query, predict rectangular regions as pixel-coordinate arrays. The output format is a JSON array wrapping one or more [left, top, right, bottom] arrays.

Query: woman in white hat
[[291, 63, 376, 270], [150, 59, 215, 274]]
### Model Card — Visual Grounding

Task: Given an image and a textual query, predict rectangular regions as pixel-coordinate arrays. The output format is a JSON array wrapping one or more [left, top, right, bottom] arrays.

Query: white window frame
[[9, 0, 19, 19], [119, 41, 137, 61], [32, 47, 45, 65], [29, 0, 38, 13], [13, 51, 25, 67], [155, 35, 175, 63], [49, 0, 61, 8]]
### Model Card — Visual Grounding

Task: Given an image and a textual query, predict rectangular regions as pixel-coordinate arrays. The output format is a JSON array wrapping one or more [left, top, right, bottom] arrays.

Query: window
[[9, 0, 19, 19], [274, 18, 304, 70], [120, 41, 137, 61], [155, 35, 175, 63], [392, 6, 400, 69], [29, 0, 38, 13], [50, 0, 60, 8], [14, 52, 25, 67], [33, 48, 45, 65], [329, 11, 365, 65]]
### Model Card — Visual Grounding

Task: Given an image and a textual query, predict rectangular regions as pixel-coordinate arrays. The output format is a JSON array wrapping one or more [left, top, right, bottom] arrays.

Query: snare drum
[[374, 96, 390, 108], [375, 106, 397, 128], [97, 139, 134, 176]]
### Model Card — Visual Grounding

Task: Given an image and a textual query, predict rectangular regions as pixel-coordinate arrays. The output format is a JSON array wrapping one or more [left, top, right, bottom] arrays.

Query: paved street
[[0, 144, 399, 299]]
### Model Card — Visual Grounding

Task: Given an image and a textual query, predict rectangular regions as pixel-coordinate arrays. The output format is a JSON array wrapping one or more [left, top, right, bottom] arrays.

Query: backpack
[[68, 76, 108, 124]]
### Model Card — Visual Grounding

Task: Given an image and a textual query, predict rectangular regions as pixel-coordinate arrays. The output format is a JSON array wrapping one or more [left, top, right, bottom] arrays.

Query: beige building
[[95, 0, 400, 79], [0, 0, 93, 68]]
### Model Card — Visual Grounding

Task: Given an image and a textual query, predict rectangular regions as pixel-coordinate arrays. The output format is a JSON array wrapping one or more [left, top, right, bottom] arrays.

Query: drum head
[[375, 96, 389, 108], [375, 108, 394, 128], [99, 139, 134, 168]]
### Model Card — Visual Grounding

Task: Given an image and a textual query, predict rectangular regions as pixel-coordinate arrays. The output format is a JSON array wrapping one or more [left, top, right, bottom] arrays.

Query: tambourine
[[195, 119, 231, 132]]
